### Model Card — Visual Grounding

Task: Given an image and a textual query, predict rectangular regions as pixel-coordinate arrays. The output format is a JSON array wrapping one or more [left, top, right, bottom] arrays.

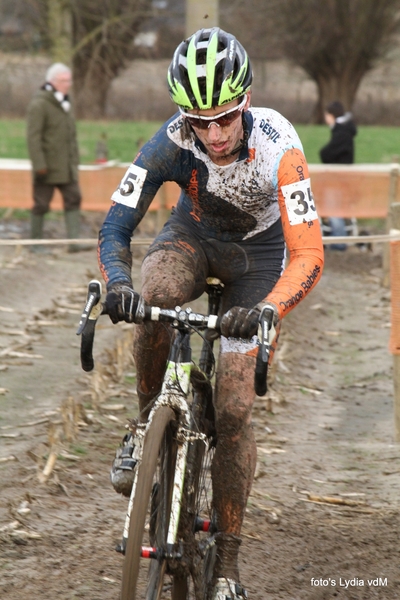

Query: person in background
[[319, 100, 357, 251], [95, 132, 109, 164], [26, 62, 84, 252]]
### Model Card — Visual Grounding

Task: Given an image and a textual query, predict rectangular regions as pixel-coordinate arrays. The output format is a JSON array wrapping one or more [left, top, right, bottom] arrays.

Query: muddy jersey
[[99, 107, 324, 319]]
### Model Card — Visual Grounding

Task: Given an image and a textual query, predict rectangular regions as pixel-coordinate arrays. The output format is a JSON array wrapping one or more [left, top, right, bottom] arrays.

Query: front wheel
[[121, 406, 178, 600], [171, 392, 216, 600]]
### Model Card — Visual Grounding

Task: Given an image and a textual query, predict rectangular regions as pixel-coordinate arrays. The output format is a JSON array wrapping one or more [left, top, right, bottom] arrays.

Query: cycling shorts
[[144, 212, 285, 356]]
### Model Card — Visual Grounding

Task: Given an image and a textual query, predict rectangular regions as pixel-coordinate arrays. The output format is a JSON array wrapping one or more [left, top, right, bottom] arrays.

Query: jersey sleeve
[[98, 120, 180, 288], [265, 147, 324, 319]]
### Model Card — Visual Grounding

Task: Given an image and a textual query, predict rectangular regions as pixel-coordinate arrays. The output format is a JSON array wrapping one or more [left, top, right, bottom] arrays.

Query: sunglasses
[[180, 95, 247, 130]]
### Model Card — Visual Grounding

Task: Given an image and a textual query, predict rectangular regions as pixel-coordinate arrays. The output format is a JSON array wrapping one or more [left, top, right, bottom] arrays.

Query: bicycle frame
[[121, 320, 209, 560], [76, 278, 275, 598]]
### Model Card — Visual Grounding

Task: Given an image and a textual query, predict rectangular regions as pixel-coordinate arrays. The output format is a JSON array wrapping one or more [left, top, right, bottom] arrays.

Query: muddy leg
[[133, 250, 205, 419], [211, 352, 257, 580]]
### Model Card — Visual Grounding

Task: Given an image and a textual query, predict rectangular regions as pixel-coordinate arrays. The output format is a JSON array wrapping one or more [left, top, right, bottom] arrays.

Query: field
[[295, 124, 400, 164], [0, 118, 399, 165], [0, 219, 398, 599]]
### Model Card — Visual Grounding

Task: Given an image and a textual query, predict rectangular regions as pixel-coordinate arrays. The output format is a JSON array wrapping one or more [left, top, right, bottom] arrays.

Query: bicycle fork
[[117, 357, 206, 560]]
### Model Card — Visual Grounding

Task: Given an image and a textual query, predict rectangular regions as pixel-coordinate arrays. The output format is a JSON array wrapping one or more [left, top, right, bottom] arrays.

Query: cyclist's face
[[187, 94, 251, 166]]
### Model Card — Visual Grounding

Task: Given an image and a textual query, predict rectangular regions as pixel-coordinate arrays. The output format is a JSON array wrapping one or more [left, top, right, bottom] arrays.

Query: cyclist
[[98, 27, 324, 600]]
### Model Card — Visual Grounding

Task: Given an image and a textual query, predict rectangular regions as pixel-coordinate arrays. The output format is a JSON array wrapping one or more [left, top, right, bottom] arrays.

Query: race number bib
[[281, 178, 317, 225], [111, 163, 148, 208]]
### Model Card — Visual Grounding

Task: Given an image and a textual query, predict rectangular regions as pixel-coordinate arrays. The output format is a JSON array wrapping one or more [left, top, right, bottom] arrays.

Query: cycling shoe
[[211, 577, 248, 600], [110, 432, 138, 497]]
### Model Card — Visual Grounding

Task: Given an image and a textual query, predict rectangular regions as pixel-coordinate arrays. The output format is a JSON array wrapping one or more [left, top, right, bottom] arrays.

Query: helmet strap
[[229, 116, 250, 156]]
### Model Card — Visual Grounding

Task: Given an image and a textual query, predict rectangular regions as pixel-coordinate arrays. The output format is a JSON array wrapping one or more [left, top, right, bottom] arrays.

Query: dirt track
[[1, 218, 399, 599]]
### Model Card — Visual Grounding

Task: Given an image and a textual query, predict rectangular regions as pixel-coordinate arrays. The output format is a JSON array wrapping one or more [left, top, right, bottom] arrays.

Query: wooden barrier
[[0, 160, 399, 216], [0, 162, 177, 214], [309, 164, 399, 218]]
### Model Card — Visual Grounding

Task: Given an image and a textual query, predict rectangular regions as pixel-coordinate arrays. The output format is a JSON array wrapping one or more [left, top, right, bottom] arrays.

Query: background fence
[[1, 159, 399, 217]]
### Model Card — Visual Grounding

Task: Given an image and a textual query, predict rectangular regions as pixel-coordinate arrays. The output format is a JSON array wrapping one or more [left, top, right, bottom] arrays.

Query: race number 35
[[281, 178, 317, 226]]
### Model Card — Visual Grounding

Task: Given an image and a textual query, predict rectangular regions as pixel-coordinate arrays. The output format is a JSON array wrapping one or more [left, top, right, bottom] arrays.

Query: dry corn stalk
[[60, 396, 82, 442], [90, 365, 107, 409], [38, 422, 62, 484], [307, 493, 366, 507]]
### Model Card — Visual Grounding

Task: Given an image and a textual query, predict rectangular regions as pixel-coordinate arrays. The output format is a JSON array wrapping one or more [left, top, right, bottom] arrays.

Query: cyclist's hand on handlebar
[[221, 306, 261, 339], [105, 283, 140, 324], [221, 302, 279, 339]]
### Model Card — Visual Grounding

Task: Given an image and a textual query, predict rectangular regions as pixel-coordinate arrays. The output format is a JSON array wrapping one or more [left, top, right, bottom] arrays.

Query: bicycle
[[76, 278, 275, 600]]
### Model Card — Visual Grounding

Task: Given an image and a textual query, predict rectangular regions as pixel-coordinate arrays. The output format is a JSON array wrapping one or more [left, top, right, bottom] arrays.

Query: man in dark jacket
[[27, 62, 83, 250], [319, 100, 357, 249], [320, 100, 357, 164]]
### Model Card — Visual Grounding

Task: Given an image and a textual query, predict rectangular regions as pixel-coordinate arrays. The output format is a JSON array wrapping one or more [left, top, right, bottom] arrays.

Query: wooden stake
[[383, 158, 399, 287], [390, 202, 400, 441]]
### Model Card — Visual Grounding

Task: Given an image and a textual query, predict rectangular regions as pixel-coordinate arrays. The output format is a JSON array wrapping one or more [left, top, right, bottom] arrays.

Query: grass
[[0, 118, 163, 164], [295, 124, 400, 164], [0, 118, 399, 164], [76, 120, 163, 164]]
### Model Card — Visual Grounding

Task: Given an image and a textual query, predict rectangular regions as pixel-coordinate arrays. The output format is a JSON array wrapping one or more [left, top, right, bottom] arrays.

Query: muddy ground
[[0, 214, 399, 600]]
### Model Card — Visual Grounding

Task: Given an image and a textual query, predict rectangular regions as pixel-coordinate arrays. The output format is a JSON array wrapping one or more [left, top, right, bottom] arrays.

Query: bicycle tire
[[169, 437, 216, 600], [170, 377, 216, 600], [121, 405, 178, 600], [177, 288, 220, 600]]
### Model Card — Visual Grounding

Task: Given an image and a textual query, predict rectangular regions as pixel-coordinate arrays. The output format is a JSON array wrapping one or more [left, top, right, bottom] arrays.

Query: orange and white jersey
[[100, 107, 324, 319]]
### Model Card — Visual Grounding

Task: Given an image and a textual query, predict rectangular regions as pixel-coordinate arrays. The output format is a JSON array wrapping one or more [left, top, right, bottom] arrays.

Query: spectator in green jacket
[[26, 62, 84, 251]]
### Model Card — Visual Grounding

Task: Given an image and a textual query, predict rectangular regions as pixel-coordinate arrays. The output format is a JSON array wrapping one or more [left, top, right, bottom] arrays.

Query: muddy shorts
[[144, 213, 285, 355]]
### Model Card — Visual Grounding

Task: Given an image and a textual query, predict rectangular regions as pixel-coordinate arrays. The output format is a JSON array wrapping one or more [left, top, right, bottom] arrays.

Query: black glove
[[220, 302, 279, 339], [220, 306, 261, 339], [105, 284, 140, 324], [35, 168, 48, 182]]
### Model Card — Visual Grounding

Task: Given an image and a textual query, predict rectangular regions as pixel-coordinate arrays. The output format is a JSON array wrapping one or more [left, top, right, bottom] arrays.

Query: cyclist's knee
[[217, 400, 253, 438], [140, 250, 200, 307]]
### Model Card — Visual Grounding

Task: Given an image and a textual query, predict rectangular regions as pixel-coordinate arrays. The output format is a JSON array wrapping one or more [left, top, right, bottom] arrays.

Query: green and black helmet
[[167, 28, 253, 110]]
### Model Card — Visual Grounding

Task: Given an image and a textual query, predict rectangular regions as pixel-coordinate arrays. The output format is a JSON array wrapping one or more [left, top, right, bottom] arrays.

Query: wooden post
[[383, 156, 399, 287], [394, 355, 400, 442], [390, 202, 400, 441]]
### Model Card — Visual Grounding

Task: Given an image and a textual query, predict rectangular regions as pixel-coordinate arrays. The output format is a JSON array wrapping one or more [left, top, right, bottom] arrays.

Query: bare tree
[[220, 0, 282, 59], [14, 0, 155, 117], [47, 0, 73, 62], [70, 0, 154, 118], [271, 0, 400, 122]]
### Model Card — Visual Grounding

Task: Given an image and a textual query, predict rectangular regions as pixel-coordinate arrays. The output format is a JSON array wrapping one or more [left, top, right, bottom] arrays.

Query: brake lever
[[76, 279, 103, 335], [258, 307, 276, 362], [254, 307, 276, 397]]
